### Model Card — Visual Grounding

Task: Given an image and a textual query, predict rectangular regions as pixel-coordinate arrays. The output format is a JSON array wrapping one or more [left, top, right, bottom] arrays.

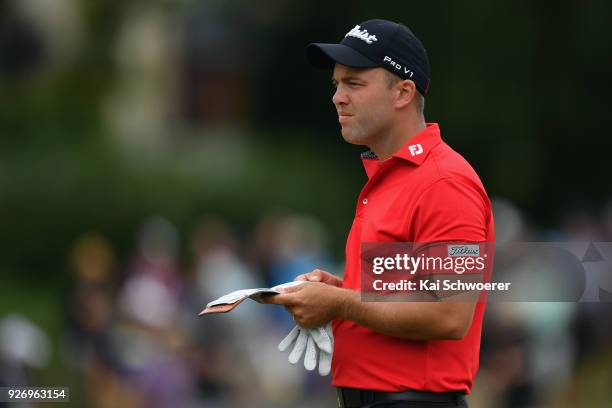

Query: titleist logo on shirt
[[345, 25, 378, 44], [448, 244, 480, 257]]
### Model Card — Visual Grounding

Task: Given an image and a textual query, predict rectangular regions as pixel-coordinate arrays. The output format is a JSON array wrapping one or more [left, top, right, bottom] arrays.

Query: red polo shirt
[[331, 123, 494, 393]]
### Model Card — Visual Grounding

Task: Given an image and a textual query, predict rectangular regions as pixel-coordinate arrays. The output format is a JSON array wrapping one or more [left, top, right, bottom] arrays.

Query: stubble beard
[[341, 120, 371, 146], [341, 116, 391, 149]]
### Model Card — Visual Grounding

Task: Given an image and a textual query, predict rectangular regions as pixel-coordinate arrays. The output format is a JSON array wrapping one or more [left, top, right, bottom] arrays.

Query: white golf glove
[[278, 323, 333, 376]]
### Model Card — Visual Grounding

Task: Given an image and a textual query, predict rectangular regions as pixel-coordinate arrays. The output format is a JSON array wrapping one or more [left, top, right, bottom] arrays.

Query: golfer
[[266, 19, 494, 408]]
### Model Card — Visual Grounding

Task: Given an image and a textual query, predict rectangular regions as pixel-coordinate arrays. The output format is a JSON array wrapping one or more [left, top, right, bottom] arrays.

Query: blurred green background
[[1, 0, 611, 407]]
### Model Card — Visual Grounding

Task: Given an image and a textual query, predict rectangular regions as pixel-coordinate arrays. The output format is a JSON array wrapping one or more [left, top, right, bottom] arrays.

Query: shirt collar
[[361, 123, 442, 178]]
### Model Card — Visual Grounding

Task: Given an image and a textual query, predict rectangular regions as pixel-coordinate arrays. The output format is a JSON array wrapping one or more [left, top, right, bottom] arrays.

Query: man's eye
[[349, 82, 362, 88]]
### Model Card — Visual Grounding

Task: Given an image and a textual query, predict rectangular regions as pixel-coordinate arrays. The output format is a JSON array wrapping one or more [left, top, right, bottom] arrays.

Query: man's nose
[[332, 86, 349, 107]]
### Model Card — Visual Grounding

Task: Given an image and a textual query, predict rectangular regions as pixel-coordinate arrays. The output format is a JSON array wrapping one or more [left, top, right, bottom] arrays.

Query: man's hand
[[294, 269, 343, 288], [263, 282, 348, 328]]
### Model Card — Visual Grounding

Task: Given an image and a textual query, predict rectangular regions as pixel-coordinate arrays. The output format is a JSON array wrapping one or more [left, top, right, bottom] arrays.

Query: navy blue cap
[[307, 19, 431, 95]]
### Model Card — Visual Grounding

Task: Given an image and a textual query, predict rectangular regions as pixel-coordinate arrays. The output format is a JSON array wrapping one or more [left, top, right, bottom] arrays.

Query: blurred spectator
[[0, 314, 51, 389], [63, 233, 129, 407], [189, 216, 307, 407], [110, 217, 195, 408], [253, 213, 334, 329], [477, 198, 575, 407]]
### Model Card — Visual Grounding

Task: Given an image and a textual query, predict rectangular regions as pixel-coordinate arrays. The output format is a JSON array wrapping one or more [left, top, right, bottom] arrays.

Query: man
[[265, 19, 494, 408]]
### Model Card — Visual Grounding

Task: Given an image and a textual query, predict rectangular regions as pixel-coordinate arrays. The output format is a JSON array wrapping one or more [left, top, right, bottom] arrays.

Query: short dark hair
[[383, 70, 425, 117]]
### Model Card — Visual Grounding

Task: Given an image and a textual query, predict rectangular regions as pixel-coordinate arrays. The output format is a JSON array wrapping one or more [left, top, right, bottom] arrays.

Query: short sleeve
[[411, 178, 489, 243]]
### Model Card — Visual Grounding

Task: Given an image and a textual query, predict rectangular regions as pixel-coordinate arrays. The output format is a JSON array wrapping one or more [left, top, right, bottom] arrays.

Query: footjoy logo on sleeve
[[448, 245, 480, 257], [345, 25, 378, 44], [408, 144, 423, 156]]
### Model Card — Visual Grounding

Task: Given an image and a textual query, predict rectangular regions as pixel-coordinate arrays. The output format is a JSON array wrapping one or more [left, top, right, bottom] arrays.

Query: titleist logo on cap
[[345, 25, 378, 44]]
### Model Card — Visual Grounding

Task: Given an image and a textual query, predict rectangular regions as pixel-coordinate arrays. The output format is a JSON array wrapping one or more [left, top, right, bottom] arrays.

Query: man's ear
[[394, 80, 417, 109]]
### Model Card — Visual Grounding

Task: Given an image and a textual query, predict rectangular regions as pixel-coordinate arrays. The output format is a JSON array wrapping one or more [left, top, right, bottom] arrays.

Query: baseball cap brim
[[306, 43, 378, 69]]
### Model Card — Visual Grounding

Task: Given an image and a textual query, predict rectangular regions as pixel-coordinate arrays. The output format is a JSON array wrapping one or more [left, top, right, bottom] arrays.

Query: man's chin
[[340, 128, 367, 146]]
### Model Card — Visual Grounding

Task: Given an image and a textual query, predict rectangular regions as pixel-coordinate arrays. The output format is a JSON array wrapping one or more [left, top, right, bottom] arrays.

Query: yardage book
[[199, 280, 306, 315]]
